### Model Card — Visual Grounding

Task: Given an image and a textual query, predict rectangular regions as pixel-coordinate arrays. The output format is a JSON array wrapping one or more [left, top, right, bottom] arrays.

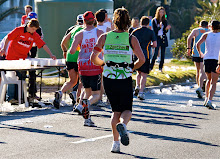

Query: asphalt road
[[0, 83, 220, 159]]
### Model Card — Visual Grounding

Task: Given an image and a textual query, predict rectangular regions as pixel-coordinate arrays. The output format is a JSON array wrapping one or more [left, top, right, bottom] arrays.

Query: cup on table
[[40, 60, 44, 67], [33, 61, 38, 67]]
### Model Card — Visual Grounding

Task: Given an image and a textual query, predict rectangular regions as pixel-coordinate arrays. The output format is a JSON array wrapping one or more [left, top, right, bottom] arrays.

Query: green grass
[[37, 59, 196, 87]]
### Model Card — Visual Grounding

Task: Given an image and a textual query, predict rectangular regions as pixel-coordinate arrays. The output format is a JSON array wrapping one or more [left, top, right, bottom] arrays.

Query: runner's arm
[[42, 45, 56, 60], [91, 34, 106, 66], [69, 32, 82, 54], [61, 32, 71, 58], [131, 35, 145, 71], [187, 29, 196, 56], [196, 33, 207, 58]]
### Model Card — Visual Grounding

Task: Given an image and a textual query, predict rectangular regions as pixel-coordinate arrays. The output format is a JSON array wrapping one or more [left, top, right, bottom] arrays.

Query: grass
[[36, 59, 196, 87]]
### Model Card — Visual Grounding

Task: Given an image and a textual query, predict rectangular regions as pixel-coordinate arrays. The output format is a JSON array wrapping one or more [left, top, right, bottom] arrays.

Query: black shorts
[[80, 74, 101, 91], [66, 61, 78, 72], [136, 58, 150, 74], [103, 77, 133, 112], [204, 59, 218, 73], [192, 57, 203, 63]]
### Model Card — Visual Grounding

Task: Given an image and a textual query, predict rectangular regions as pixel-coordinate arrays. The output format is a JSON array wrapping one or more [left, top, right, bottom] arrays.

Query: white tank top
[[204, 32, 220, 60], [78, 28, 102, 76], [97, 24, 108, 33]]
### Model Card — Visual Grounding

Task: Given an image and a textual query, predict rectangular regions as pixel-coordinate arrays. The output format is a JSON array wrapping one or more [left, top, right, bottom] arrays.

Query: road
[[0, 83, 220, 159]]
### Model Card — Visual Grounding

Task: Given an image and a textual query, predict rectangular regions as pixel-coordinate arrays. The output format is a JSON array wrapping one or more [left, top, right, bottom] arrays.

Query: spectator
[[128, 17, 139, 34], [21, 5, 33, 25]]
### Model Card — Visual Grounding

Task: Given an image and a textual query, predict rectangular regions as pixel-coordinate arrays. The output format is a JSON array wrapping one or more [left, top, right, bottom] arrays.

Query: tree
[[0, 0, 20, 22]]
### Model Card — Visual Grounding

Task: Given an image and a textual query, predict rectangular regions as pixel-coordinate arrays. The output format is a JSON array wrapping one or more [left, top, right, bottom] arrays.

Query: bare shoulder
[[97, 28, 104, 37]]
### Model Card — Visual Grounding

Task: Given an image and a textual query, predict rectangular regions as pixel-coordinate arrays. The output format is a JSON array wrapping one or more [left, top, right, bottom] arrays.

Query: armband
[[63, 50, 67, 52], [187, 48, 191, 49], [101, 62, 105, 66], [94, 46, 102, 52]]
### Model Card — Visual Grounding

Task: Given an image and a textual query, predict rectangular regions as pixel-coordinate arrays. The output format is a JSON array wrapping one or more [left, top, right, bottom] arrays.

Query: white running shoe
[[205, 101, 215, 109], [96, 100, 106, 107], [111, 142, 120, 153], [75, 104, 83, 115], [84, 118, 95, 127], [137, 92, 145, 100], [196, 87, 203, 98]]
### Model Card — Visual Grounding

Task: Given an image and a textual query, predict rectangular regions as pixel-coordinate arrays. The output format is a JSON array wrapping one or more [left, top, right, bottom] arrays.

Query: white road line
[[71, 131, 133, 144]]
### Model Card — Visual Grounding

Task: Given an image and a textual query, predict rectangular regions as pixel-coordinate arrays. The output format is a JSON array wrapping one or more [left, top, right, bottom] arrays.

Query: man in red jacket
[[0, 19, 56, 103]]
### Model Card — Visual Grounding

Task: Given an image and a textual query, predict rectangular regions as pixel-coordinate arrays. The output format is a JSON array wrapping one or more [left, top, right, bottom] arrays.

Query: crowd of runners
[[0, 4, 220, 153]]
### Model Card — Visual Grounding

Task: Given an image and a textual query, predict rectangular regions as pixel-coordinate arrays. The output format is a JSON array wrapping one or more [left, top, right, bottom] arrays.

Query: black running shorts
[[80, 74, 101, 91], [204, 59, 218, 73], [66, 61, 78, 72], [103, 77, 133, 112], [192, 57, 203, 63], [136, 58, 150, 74]]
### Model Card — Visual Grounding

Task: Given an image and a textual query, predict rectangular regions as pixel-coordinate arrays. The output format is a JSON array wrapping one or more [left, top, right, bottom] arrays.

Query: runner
[[128, 17, 139, 34], [53, 15, 84, 109], [187, 20, 209, 98], [69, 11, 104, 127], [91, 8, 145, 153], [132, 16, 157, 100], [99, 9, 114, 30], [197, 20, 220, 109]]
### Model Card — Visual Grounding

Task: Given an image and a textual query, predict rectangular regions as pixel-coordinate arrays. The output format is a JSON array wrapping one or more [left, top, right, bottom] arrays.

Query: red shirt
[[6, 26, 45, 60], [21, 15, 28, 25]]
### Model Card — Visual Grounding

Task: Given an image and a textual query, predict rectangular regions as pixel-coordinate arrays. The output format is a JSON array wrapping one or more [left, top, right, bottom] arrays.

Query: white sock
[[113, 141, 120, 145]]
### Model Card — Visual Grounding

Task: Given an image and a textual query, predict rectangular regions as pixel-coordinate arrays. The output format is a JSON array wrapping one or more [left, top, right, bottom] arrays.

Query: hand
[[50, 55, 56, 60], [166, 25, 171, 30], [187, 48, 191, 56], [200, 52, 204, 58], [216, 65, 220, 74], [160, 22, 163, 28], [0, 48, 6, 56], [63, 51, 67, 59]]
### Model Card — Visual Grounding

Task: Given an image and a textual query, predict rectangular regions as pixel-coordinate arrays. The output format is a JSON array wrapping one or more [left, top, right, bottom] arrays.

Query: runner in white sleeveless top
[[197, 20, 220, 109], [69, 11, 104, 126]]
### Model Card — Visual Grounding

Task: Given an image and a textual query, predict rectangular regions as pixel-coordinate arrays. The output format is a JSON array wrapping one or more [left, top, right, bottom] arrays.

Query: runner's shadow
[[1, 123, 83, 139], [119, 152, 157, 159], [131, 131, 219, 147]]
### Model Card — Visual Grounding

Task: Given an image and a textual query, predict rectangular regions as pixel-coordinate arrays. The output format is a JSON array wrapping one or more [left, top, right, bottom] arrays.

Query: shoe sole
[[53, 92, 60, 109], [138, 96, 145, 100], [111, 150, 120, 153], [116, 123, 129, 146], [134, 89, 139, 96], [206, 104, 215, 109], [69, 93, 76, 105], [196, 90, 203, 99]]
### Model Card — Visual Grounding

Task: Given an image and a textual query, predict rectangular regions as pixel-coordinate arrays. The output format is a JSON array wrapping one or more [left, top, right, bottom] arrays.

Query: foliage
[[0, 0, 20, 22], [171, 0, 220, 59]]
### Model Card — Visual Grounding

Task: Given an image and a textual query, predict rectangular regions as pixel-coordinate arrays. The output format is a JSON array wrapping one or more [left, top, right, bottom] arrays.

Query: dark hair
[[24, 5, 33, 11], [28, 19, 39, 28], [140, 16, 149, 26], [200, 20, 208, 27], [211, 20, 219, 30], [113, 8, 131, 31], [95, 10, 105, 22], [99, 9, 107, 14]]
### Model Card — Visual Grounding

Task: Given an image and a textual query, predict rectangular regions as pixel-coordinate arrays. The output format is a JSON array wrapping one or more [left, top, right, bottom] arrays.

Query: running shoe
[[53, 91, 62, 109], [111, 142, 120, 153], [69, 91, 76, 105], [205, 101, 215, 109], [82, 99, 89, 119], [196, 87, 203, 98], [116, 123, 129, 146], [74, 104, 83, 115], [134, 86, 140, 96], [96, 100, 106, 107], [137, 92, 145, 100], [84, 118, 95, 127]]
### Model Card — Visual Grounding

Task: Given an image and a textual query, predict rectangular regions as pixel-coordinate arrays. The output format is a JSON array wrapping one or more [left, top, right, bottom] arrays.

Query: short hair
[[28, 19, 39, 28], [84, 19, 94, 25], [211, 20, 219, 30], [99, 9, 107, 14], [95, 10, 105, 22], [24, 5, 33, 11], [200, 20, 208, 27], [140, 16, 149, 26], [113, 8, 131, 31]]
